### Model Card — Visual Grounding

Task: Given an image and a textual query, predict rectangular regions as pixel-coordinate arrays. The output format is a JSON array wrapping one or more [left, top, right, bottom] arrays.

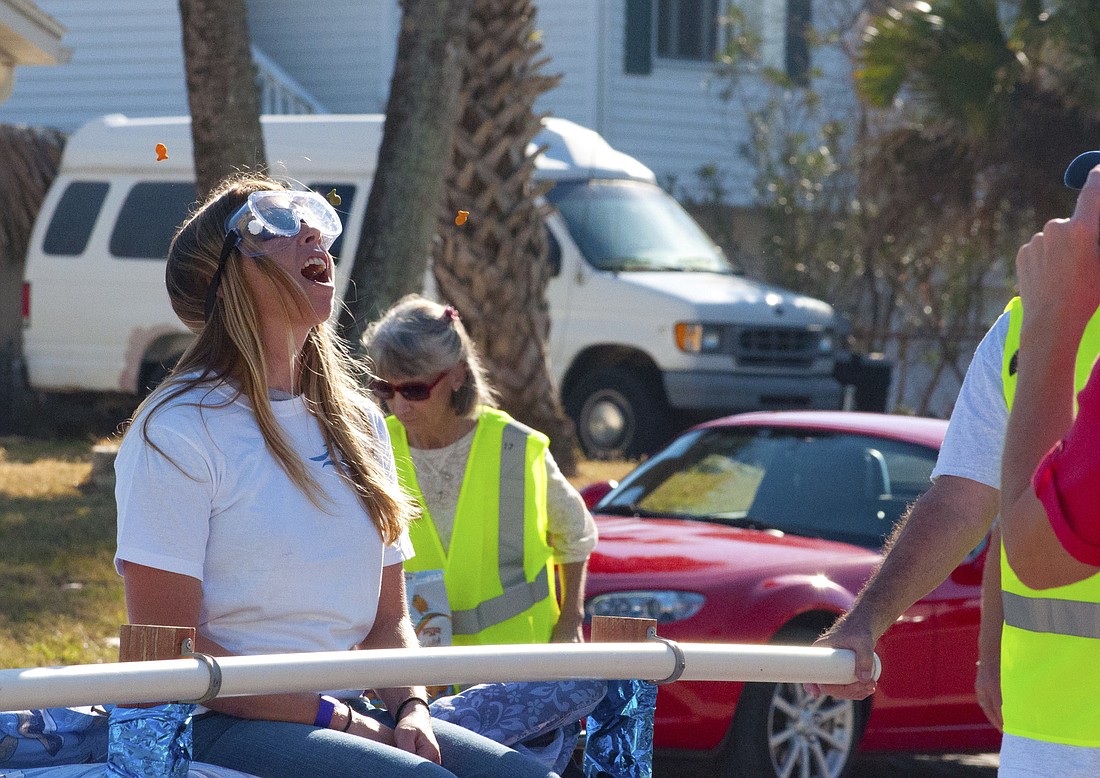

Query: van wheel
[[566, 368, 672, 459], [140, 357, 178, 395], [721, 629, 864, 778]]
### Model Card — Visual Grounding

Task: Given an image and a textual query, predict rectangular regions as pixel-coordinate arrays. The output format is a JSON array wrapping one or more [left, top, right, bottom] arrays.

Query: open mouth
[[301, 255, 331, 283]]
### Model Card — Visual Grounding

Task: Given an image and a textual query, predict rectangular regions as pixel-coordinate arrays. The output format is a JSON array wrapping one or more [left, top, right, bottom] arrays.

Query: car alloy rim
[[766, 682, 854, 778]]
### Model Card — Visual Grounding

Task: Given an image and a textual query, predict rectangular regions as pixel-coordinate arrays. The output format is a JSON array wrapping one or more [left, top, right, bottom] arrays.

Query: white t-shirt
[[930, 310, 1010, 488], [114, 380, 412, 657], [929, 311, 1100, 772]]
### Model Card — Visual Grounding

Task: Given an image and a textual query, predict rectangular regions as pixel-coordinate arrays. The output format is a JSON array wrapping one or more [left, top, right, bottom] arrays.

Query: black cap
[[1064, 150, 1100, 190]]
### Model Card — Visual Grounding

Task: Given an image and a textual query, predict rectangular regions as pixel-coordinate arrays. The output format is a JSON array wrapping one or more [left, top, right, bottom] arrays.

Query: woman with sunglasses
[[362, 294, 603, 773], [113, 174, 559, 778]]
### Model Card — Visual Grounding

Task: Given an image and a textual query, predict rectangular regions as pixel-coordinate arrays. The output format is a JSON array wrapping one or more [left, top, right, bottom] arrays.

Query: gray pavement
[[849, 752, 998, 776], [652, 751, 999, 777]]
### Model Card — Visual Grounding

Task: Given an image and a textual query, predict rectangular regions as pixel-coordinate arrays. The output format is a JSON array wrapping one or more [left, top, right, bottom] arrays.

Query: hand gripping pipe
[[0, 642, 882, 711]]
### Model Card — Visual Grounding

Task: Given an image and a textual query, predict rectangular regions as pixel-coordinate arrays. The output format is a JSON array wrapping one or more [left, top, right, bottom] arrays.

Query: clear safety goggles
[[204, 189, 343, 321], [224, 190, 342, 257]]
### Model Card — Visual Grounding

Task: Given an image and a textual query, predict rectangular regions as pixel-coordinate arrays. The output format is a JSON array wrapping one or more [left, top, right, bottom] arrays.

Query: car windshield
[[597, 426, 938, 549], [545, 180, 738, 274]]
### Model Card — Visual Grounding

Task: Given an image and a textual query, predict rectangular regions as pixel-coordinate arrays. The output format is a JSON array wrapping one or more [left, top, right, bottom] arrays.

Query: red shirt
[[1033, 359, 1100, 566]]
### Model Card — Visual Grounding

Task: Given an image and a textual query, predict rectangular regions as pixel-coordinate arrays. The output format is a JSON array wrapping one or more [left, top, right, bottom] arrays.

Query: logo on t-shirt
[[309, 451, 336, 469]]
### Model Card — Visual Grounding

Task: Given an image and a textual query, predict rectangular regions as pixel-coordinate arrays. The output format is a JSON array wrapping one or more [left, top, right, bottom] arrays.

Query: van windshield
[[545, 180, 737, 274]]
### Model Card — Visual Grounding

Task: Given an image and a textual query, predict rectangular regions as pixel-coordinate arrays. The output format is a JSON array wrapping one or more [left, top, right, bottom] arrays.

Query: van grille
[[736, 328, 820, 368]]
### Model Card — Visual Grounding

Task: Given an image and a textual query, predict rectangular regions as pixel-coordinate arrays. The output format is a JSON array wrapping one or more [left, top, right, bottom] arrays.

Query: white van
[[22, 113, 845, 457]]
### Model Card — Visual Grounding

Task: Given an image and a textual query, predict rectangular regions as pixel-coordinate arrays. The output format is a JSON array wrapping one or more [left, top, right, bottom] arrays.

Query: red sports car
[[582, 410, 1000, 778]]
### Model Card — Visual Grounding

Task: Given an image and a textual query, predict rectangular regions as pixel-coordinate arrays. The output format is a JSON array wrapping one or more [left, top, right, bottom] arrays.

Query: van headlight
[[675, 323, 723, 353], [585, 591, 705, 624]]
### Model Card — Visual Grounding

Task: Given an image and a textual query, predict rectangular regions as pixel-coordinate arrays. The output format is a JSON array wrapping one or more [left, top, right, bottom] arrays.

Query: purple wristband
[[314, 695, 338, 728]]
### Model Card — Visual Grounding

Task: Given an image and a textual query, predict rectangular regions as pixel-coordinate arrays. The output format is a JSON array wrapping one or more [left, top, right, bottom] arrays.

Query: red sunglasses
[[370, 371, 449, 402]]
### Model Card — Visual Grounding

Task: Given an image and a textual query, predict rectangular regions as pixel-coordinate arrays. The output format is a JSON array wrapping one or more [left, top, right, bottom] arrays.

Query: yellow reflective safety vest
[[1000, 296, 1100, 746], [388, 408, 559, 646]]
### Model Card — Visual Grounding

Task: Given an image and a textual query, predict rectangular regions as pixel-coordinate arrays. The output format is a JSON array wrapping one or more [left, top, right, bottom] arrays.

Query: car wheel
[[565, 367, 672, 459], [722, 632, 864, 778]]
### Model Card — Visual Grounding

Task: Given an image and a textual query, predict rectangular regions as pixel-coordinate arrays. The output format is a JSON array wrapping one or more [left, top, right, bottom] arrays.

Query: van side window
[[110, 182, 197, 259], [43, 182, 110, 256], [307, 183, 355, 262]]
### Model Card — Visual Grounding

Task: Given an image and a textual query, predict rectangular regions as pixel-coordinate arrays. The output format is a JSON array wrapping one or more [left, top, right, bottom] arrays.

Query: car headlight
[[674, 323, 723, 353], [585, 591, 705, 624], [818, 332, 834, 354]]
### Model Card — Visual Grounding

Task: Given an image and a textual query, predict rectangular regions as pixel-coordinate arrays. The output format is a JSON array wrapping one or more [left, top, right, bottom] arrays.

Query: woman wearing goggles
[[204, 188, 343, 322], [115, 174, 557, 778]]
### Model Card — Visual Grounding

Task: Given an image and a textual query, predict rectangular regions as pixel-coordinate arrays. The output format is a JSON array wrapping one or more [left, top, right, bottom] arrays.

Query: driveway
[[652, 751, 998, 777], [849, 752, 998, 776]]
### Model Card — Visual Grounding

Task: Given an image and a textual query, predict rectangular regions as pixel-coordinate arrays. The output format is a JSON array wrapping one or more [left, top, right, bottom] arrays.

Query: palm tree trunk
[[337, 0, 472, 348], [0, 126, 66, 433], [433, 0, 577, 473], [178, 0, 265, 197]]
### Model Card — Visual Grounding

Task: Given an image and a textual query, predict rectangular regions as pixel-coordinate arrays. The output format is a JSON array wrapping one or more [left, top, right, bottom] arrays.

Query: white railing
[[0, 643, 879, 711], [251, 45, 328, 115]]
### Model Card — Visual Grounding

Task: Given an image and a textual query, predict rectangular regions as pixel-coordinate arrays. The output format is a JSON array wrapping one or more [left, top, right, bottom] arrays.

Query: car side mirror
[[580, 480, 618, 510], [950, 536, 989, 586]]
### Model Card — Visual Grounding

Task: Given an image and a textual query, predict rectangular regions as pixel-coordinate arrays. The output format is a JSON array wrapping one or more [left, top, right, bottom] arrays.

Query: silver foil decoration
[[106, 703, 193, 777], [583, 679, 656, 778]]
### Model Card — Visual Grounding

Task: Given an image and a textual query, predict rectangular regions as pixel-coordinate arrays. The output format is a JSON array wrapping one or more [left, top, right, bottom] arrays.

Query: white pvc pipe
[[0, 643, 881, 711]]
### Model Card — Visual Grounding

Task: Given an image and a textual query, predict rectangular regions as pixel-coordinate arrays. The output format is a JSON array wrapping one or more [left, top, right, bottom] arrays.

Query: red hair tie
[[442, 306, 459, 322]]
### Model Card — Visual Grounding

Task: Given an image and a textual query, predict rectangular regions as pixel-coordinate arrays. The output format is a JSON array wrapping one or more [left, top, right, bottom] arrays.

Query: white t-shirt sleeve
[[114, 424, 215, 580], [930, 311, 1010, 489], [545, 450, 599, 563], [371, 404, 415, 566]]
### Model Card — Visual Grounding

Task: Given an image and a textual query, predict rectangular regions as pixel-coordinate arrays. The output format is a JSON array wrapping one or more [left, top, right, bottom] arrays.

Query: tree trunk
[[433, 0, 578, 473], [178, 0, 266, 198], [337, 0, 472, 349], [0, 126, 66, 434]]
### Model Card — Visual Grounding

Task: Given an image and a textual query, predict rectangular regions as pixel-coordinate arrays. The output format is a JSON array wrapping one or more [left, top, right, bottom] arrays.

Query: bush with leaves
[[676, 0, 1100, 414]]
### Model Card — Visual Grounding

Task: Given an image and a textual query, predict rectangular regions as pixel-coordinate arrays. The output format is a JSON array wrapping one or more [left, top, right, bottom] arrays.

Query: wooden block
[[119, 624, 196, 663], [591, 615, 655, 643]]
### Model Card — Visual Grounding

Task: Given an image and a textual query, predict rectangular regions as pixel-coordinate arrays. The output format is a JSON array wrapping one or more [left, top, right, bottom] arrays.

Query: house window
[[626, 0, 813, 82], [786, 0, 812, 86], [625, 0, 724, 74], [656, 0, 720, 61]]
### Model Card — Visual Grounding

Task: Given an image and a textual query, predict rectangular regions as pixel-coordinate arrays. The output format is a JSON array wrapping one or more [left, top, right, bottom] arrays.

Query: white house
[[0, 0, 67, 101], [0, 0, 855, 207], [3, 1, 971, 415]]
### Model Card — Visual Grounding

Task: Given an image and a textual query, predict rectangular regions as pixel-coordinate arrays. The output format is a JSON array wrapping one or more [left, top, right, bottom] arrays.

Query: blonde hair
[[362, 294, 498, 417], [127, 172, 414, 544]]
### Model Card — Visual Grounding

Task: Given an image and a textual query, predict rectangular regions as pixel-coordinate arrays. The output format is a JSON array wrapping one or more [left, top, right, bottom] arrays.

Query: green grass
[[0, 435, 636, 671], [0, 437, 127, 668]]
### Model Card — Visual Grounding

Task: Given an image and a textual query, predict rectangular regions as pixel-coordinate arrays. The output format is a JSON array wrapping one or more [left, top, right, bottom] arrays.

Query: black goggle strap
[[204, 232, 238, 322]]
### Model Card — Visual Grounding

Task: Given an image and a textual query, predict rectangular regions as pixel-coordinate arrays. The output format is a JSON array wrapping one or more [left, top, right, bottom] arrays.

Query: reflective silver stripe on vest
[[451, 422, 546, 636], [452, 567, 550, 635], [1002, 590, 1100, 640], [498, 423, 528, 590]]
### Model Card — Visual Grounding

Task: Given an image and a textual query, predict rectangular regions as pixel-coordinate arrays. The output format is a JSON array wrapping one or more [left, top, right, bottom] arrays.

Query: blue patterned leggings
[[430, 680, 608, 774]]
